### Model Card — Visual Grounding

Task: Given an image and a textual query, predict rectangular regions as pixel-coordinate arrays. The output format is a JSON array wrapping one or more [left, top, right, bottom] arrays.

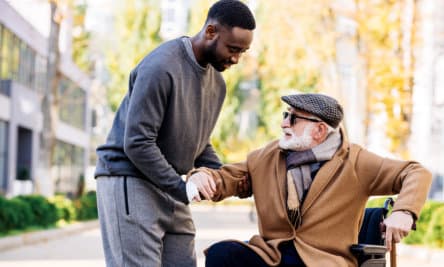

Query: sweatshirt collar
[[181, 37, 209, 72]]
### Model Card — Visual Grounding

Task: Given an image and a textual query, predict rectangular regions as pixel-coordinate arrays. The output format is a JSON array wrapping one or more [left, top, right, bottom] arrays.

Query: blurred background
[[0, 0, 443, 218], [1, 0, 444, 266]]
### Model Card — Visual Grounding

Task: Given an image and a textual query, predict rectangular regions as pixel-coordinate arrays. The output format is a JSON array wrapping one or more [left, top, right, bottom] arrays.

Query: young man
[[95, 1, 255, 266], [188, 93, 432, 267]]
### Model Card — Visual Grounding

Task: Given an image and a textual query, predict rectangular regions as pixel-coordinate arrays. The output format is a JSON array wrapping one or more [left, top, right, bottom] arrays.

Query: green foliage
[[73, 191, 98, 221], [50, 195, 76, 222], [15, 195, 58, 227], [404, 201, 444, 244], [356, 0, 414, 156], [255, 0, 336, 141], [187, 0, 260, 162], [186, 0, 211, 36], [365, 196, 394, 208], [72, 2, 93, 73], [424, 206, 444, 248], [0, 192, 98, 235], [105, 0, 162, 111], [0, 196, 33, 232]]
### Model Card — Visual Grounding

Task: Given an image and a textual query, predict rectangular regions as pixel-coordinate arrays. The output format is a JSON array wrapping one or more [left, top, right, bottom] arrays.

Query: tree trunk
[[400, 0, 416, 155], [37, 1, 61, 195]]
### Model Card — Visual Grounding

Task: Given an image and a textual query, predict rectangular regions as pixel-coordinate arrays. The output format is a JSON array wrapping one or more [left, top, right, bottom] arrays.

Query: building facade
[[0, 0, 91, 197], [409, 0, 444, 200], [160, 0, 190, 40]]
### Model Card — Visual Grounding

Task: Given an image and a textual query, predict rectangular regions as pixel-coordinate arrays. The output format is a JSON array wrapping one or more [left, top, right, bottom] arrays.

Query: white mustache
[[283, 128, 294, 136]]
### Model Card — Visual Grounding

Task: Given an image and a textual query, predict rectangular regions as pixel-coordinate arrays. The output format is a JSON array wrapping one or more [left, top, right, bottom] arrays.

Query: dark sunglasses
[[282, 111, 322, 126]]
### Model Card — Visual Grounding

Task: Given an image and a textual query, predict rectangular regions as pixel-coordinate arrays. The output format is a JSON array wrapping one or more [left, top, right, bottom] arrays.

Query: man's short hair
[[207, 0, 256, 30]]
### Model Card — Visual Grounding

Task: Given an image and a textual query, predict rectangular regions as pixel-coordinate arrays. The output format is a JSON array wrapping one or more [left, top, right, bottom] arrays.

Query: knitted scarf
[[285, 131, 342, 228]]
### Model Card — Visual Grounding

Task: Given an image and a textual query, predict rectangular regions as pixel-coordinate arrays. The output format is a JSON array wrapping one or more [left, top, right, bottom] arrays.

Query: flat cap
[[281, 93, 343, 128]]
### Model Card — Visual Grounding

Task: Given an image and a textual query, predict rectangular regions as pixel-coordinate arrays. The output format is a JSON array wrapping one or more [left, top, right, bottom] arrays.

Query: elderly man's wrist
[[397, 210, 417, 230]]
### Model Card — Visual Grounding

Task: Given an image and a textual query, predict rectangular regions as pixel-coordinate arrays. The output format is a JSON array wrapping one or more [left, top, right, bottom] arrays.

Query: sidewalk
[[397, 243, 444, 266], [0, 205, 443, 267], [0, 220, 99, 252]]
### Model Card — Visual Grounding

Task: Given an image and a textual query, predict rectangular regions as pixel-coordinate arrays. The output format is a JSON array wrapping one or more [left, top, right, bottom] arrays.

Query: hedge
[[0, 196, 33, 232], [74, 191, 98, 221], [1, 192, 443, 249], [424, 206, 444, 248], [404, 200, 444, 245], [0, 191, 97, 235], [15, 195, 58, 227]]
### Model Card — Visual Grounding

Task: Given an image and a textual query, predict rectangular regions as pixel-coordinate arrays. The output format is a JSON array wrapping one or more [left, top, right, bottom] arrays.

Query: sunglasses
[[282, 111, 322, 126]]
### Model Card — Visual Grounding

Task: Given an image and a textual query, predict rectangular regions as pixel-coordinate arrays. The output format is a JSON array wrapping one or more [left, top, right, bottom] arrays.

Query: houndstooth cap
[[281, 93, 344, 128]]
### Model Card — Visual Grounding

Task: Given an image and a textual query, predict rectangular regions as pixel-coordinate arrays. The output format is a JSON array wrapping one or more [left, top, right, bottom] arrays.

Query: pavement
[[0, 204, 443, 267]]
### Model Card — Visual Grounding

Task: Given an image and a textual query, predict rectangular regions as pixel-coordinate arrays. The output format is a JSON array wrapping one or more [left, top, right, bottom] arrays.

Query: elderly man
[[187, 93, 432, 267]]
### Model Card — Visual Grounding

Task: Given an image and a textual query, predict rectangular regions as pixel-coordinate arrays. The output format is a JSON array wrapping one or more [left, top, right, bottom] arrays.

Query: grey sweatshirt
[[95, 37, 226, 204]]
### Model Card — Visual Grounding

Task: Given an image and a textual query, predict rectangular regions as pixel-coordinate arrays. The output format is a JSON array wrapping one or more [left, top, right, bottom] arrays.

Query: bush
[[423, 206, 444, 248], [403, 200, 444, 244], [366, 196, 395, 209], [50, 195, 77, 222], [0, 196, 34, 232], [74, 191, 98, 221], [0, 191, 98, 235], [14, 195, 58, 227]]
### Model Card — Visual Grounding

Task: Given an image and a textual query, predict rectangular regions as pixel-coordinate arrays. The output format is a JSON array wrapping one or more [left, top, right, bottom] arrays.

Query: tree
[[255, 0, 337, 139], [187, 0, 261, 162], [186, 0, 339, 162], [355, 0, 416, 157], [105, 0, 162, 111], [38, 0, 63, 195], [71, 1, 92, 73], [38, 0, 93, 195]]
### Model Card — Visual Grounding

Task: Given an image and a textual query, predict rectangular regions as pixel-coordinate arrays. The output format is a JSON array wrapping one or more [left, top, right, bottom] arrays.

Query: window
[[51, 140, 84, 195], [18, 42, 34, 88], [0, 27, 12, 81], [0, 25, 41, 92], [11, 35, 20, 81], [0, 24, 3, 83], [34, 55, 47, 94], [0, 120, 9, 194], [58, 77, 87, 130]]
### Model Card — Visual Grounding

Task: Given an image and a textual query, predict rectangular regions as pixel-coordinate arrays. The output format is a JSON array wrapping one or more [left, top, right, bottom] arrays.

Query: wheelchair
[[350, 198, 398, 267]]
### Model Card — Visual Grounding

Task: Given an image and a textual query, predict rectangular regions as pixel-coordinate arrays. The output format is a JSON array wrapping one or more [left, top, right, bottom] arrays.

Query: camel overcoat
[[198, 137, 432, 267]]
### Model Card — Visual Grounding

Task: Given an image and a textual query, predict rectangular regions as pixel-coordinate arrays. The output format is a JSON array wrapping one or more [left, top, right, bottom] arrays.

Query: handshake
[[186, 171, 216, 202], [186, 170, 251, 203]]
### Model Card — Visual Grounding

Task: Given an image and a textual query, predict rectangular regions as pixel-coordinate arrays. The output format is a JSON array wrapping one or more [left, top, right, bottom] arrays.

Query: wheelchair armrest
[[350, 244, 387, 256]]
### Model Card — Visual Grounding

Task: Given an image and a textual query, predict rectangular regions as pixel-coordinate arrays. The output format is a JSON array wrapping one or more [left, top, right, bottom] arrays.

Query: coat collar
[[276, 127, 350, 216]]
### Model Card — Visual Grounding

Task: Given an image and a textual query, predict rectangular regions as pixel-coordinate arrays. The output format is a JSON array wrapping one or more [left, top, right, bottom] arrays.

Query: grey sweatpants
[[96, 176, 196, 267]]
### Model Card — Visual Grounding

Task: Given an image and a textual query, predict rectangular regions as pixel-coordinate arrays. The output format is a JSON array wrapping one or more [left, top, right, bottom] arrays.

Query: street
[[0, 204, 442, 267]]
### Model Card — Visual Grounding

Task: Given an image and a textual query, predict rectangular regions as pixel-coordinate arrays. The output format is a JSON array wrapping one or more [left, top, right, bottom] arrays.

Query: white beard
[[279, 124, 314, 151]]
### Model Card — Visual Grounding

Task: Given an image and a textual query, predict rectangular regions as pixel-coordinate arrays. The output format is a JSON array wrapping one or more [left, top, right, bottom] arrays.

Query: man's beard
[[204, 40, 230, 72], [279, 124, 314, 151]]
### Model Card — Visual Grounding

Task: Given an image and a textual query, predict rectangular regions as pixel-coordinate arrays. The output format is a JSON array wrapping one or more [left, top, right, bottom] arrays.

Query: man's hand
[[188, 171, 216, 201], [383, 211, 414, 251]]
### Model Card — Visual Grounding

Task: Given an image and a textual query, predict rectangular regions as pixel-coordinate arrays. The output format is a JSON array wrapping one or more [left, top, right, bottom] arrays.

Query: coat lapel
[[301, 128, 349, 215], [275, 150, 288, 210], [301, 157, 343, 215]]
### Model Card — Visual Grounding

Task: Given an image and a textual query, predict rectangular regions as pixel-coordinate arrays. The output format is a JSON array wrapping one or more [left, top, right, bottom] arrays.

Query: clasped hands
[[187, 172, 216, 202], [186, 171, 251, 202]]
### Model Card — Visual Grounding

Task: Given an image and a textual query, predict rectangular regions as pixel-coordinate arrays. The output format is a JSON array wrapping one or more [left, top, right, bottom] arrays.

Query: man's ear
[[313, 123, 328, 141], [204, 24, 217, 40]]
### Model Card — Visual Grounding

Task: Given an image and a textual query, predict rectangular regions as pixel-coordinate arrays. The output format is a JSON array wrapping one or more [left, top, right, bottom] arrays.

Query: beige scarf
[[285, 131, 341, 228]]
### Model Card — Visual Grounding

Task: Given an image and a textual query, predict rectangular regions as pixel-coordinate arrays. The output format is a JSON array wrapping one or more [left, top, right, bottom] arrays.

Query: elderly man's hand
[[383, 211, 414, 251], [188, 171, 216, 201], [236, 174, 252, 198]]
